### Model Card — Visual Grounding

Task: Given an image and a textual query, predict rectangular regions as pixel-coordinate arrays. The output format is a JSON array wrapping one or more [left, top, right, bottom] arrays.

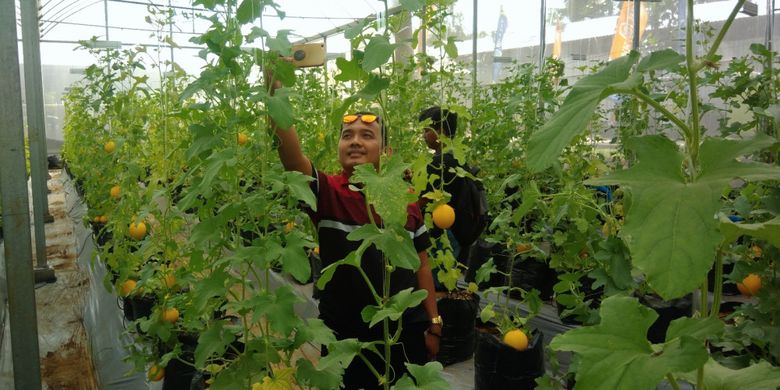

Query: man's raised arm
[[267, 73, 312, 177]]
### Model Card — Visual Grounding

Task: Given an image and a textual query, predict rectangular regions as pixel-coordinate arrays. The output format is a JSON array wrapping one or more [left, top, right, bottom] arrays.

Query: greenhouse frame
[[1, 0, 779, 389]]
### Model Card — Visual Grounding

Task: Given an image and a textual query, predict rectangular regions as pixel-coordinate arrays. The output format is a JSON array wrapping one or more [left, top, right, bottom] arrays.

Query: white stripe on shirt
[[319, 219, 428, 239]]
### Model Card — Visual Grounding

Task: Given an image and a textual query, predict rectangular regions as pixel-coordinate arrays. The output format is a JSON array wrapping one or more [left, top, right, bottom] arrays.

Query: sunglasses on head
[[343, 114, 379, 124]]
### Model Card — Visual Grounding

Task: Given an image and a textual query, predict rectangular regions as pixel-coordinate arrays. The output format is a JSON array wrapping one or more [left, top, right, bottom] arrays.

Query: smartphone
[[291, 43, 326, 68]]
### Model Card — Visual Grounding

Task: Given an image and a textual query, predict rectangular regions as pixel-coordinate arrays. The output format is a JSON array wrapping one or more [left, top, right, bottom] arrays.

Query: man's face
[[338, 117, 383, 173]]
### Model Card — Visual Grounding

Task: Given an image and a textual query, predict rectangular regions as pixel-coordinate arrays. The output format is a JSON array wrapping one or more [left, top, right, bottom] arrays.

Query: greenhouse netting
[[1, 0, 779, 389]]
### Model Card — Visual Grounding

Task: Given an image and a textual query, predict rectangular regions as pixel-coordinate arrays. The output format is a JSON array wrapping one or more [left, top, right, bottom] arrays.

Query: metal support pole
[[471, 0, 477, 97], [169, 0, 174, 64], [104, 0, 110, 39], [767, 0, 775, 52], [539, 0, 547, 71], [22, 0, 56, 284], [0, 0, 44, 388], [323, 35, 329, 93], [678, 0, 687, 54], [633, 0, 641, 50]]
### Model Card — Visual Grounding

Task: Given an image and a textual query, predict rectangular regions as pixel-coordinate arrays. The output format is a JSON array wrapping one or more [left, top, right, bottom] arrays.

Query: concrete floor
[[0, 170, 100, 389]]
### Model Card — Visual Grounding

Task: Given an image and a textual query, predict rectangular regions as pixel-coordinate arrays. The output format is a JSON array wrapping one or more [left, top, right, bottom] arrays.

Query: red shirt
[[309, 169, 430, 332]]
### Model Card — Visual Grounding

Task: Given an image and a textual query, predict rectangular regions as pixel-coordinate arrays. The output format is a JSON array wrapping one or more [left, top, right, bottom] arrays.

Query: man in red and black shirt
[[269, 77, 441, 389]]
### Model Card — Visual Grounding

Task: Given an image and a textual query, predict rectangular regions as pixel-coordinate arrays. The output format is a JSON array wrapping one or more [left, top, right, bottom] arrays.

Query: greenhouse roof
[[25, 0, 386, 68]]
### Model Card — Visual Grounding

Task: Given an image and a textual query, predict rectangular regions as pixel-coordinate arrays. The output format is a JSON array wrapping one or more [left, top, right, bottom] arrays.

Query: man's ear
[[383, 145, 393, 157]]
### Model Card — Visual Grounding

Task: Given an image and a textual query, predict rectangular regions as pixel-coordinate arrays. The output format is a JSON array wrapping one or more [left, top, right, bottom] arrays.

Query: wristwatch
[[431, 315, 443, 326]]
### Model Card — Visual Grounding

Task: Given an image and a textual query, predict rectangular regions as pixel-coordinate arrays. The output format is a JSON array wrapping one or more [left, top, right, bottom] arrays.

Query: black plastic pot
[[474, 321, 545, 390], [640, 294, 692, 344], [122, 294, 157, 321], [436, 290, 480, 366], [48, 155, 63, 169], [466, 240, 556, 300], [465, 240, 507, 289], [163, 333, 199, 390], [508, 258, 556, 301], [91, 222, 113, 248]]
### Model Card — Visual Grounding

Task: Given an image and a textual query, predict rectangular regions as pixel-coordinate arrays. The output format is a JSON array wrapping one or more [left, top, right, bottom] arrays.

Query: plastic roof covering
[[14, 0, 774, 153], [27, 0, 388, 70], [25, 1, 770, 70]]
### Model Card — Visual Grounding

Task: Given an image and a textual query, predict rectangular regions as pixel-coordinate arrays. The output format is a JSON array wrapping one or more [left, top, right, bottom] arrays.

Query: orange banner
[[609, 2, 648, 60], [552, 21, 562, 59]]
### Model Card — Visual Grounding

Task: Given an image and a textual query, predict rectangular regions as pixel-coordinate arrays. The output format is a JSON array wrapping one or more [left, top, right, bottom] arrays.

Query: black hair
[[418, 106, 457, 137], [351, 111, 388, 147]]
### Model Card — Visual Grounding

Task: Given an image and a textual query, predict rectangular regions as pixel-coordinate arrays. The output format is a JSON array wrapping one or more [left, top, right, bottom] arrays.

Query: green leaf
[[550, 296, 709, 390], [351, 158, 416, 226], [191, 268, 229, 312], [348, 224, 420, 271], [236, 0, 264, 24], [295, 359, 344, 390], [698, 134, 780, 183], [334, 56, 368, 82], [754, 104, 780, 122], [195, 321, 235, 367], [681, 359, 780, 390], [280, 231, 313, 283], [186, 124, 219, 160], [361, 288, 428, 327], [511, 182, 540, 224], [665, 316, 723, 343], [296, 338, 362, 388], [190, 213, 225, 247], [587, 134, 780, 298], [193, 0, 218, 9], [266, 30, 293, 55], [249, 286, 302, 336], [345, 20, 369, 40], [392, 362, 449, 389], [720, 216, 780, 247], [475, 259, 497, 285], [180, 78, 205, 101], [316, 248, 364, 290], [399, 0, 424, 12], [281, 170, 317, 211], [587, 136, 715, 299], [444, 37, 459, 59], [637, 49, 685, 72], [270, 60, 297, 86], [296, 318, 336, 346], [527, 51, 640, 172], [267, 92, 295, 129], [479, 303, 496, 323], [362, 35, 396, 72], [356, 75, 391, 100]]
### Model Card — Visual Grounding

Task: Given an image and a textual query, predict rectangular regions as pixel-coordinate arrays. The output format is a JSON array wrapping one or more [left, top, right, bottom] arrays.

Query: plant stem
[[697, 366, 704, 390], [685, 0, 701, 167], [710, 246, 724, 319], [383, 255, 391, 390], [700, 0, 747, 70], [629, 89, 691, 140], [700, 277, 708, 317], [666, 373, 682, 390], [359, 352, 384, 387], [360, 193, 392, 389]]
